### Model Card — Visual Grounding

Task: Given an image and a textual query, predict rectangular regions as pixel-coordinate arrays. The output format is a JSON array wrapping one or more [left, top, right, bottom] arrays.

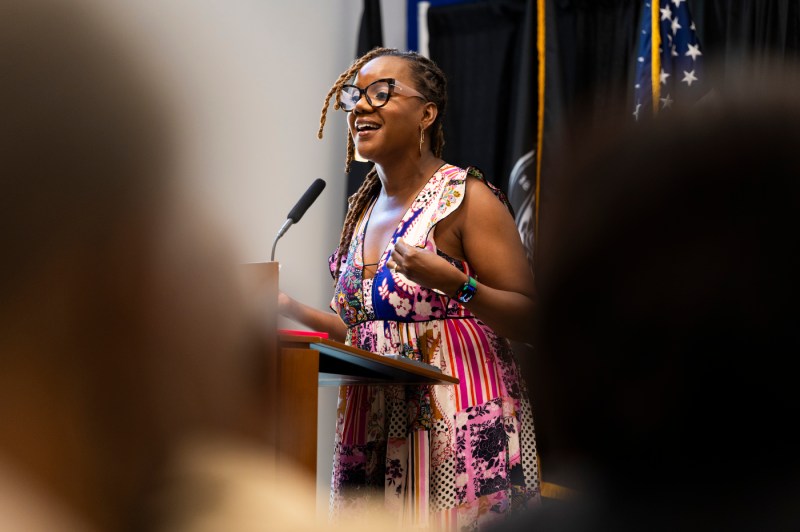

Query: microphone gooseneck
[[270, 178, 326, 262], [271, 219, 293, 262]]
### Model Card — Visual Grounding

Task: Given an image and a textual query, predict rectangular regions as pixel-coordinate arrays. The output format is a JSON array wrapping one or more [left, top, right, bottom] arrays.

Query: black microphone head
[[286, 178, 326, 223]]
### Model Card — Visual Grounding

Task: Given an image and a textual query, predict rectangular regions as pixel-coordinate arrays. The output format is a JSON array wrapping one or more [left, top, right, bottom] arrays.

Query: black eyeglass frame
[[338, 78, 426, 112]]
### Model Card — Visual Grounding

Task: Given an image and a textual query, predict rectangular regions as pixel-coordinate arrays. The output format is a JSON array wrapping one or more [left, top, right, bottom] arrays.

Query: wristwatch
[[454, 276, 477, 303]]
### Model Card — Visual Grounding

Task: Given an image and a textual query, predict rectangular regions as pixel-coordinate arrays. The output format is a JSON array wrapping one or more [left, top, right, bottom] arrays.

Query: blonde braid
[[345, 135, 356, 174], [333, 168, 381, 282], [317, 47, 395, 143], [316, 67, 352, 140]]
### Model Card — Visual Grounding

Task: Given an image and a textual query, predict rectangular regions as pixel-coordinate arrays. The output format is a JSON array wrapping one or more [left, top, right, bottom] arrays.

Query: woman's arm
[[390, 177, 535, 343], [278, 291, 348, 343]]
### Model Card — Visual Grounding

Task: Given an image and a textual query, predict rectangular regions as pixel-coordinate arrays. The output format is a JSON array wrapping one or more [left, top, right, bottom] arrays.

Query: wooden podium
[[240, 262, 458, 479], [276, 332, 459, 478]]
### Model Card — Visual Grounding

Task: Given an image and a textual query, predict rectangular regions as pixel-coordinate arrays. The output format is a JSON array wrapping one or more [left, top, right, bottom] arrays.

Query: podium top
[[279, 333, 459, 386]]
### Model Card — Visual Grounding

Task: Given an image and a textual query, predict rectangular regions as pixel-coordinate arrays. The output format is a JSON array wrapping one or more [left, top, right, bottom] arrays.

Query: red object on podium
[[278, 328, 329, 339]]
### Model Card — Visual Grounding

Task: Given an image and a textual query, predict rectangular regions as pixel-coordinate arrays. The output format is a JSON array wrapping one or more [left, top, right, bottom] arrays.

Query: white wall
[[98, 0, 406, 517]]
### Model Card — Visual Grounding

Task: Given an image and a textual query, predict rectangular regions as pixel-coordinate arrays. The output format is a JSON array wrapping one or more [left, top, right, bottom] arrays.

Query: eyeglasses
[[338, 78, 426, 112]]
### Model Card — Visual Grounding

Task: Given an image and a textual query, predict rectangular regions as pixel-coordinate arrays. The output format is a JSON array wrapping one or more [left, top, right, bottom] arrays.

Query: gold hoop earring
[[419, 125, 425, 156]]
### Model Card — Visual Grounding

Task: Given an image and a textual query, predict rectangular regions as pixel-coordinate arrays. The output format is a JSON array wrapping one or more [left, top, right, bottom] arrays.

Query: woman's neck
[[374, 153, 444, 199]]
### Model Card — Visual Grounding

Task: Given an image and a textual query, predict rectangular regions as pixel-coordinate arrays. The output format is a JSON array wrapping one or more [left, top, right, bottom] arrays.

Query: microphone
[[271, 178, 326, 261]]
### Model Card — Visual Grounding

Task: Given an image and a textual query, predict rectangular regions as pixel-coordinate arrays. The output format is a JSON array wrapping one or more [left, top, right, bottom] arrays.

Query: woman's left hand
[[387, 178, 536, 342], [388, 238, 463, 296]]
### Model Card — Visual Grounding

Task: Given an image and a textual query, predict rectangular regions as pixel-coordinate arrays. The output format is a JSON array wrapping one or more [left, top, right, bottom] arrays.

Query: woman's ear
[[421, 102, 438, 130]]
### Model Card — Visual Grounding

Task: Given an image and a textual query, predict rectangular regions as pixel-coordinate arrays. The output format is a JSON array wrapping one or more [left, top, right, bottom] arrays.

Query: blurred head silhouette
[[0, 1, 266, 530], [531, 61, 800, 530]]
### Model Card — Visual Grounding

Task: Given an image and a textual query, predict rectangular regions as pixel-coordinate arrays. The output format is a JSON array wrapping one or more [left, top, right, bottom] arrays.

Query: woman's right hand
[[276, 290, 348, 343], [277, 290, 292, 317]]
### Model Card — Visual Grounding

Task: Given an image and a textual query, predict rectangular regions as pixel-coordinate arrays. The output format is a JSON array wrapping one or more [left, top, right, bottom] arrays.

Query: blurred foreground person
[[514, 68, 800, 531], [0, 1, 383, 531], [0, 1, 274, 530]]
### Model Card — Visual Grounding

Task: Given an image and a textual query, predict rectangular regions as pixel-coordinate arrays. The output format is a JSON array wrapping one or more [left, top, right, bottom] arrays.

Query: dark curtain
[[357, 0, 384, 56], [546, 0, 641, 128], [427, 0, 529, 192], [692, 0, 800, 74]]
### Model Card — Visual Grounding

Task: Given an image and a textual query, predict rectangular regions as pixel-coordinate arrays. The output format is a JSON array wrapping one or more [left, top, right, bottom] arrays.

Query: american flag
[[633, 0, 704, 121]]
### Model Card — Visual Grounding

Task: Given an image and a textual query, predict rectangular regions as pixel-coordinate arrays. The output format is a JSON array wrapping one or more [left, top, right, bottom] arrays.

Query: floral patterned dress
[[328, 164, 540, 530]]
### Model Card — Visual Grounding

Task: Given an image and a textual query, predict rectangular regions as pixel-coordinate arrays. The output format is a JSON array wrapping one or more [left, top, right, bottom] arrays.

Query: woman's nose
[[352, 93, 373, 114]]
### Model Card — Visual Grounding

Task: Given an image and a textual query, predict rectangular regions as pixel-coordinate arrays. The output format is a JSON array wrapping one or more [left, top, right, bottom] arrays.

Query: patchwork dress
[[328, 164, 540, 530]]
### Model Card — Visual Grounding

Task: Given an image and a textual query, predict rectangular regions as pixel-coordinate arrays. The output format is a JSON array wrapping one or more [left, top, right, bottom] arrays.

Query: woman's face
[[347, 56, 428, 165]]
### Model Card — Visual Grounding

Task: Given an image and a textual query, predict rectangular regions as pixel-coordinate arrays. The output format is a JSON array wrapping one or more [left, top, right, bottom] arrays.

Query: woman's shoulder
[[435, 163, 488, 189], [425, 164, 514, 236], [455, 165, 514, 216]]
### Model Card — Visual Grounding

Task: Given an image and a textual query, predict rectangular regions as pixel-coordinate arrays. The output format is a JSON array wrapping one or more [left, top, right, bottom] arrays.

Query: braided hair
[[317, 47, 449, 282]]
